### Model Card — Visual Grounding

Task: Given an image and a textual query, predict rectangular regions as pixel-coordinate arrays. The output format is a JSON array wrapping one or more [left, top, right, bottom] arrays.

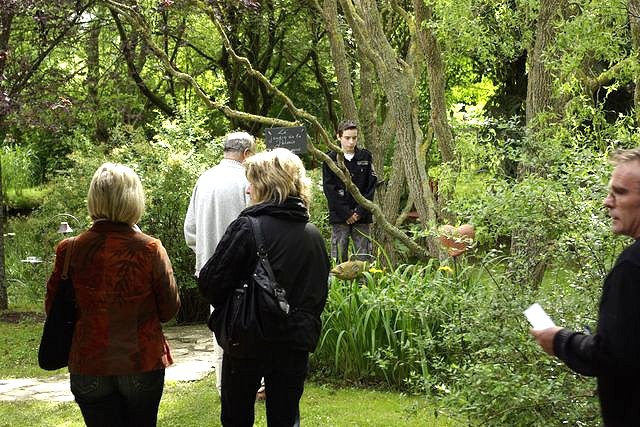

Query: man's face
[[338, 128, 358, 154], [603, 161, 640, 239]]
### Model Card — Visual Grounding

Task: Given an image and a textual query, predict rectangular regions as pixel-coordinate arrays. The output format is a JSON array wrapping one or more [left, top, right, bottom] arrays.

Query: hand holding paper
[[524, 303, 556, 330]]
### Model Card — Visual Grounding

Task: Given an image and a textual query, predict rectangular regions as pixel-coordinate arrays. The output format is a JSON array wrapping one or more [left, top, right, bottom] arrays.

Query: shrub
[[314, 257, 491, 391], [6, 110, 222, 316], [313, 245, 613, 425], [1, 144, 40, 193]]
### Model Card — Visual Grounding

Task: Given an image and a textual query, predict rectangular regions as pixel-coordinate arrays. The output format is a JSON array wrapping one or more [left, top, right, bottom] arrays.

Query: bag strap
[[61, 237, 75, 280], [247, 216, 278, 285], [247, 215, 291, 315]]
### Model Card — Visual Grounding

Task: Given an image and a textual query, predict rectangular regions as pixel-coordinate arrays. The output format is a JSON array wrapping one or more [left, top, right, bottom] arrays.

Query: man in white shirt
[[184, 131, 255, 395]]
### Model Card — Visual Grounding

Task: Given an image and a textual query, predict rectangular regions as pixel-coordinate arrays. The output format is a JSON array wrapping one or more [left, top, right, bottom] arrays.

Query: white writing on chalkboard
[[264, 126, 308, 154]]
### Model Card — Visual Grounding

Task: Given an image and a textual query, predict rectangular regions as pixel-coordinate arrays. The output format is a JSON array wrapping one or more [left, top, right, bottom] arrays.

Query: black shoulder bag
[[208, 216, 290, 358], [38, 237, 77, 370]]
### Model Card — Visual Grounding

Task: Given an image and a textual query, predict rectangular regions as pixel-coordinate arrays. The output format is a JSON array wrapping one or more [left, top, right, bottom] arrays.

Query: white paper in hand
[[524, 303, 556, 330]]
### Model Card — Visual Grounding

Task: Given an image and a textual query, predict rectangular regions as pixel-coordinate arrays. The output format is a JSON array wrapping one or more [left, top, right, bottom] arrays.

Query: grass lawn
[[0, 314, 58, 379], [0, 316, 462, 426], [0, 375, 462, 426]]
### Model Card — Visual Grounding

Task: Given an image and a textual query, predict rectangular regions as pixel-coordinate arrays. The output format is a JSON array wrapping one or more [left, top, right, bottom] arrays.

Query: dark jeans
[[331, 223, 372, 263], [221, 347, 308, 427], [70, 369, 165, 427]]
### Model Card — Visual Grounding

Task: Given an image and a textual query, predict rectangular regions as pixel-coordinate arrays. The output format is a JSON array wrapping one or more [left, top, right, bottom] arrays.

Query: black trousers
[[220, 347, 308, 427], [70, 369, 165, 427]]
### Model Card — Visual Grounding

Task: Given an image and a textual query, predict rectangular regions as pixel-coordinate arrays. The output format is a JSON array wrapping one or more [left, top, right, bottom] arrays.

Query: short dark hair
[[336, 120, 358, 136]]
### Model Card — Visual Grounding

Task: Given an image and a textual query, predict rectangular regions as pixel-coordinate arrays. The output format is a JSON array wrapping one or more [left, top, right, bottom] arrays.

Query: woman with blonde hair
[[199, 148, 330, 426], [45, 162, 180, 426]]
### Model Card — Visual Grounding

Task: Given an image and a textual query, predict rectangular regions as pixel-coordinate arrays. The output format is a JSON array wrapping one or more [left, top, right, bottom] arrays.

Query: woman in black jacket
[[198, 148, 330, 427]]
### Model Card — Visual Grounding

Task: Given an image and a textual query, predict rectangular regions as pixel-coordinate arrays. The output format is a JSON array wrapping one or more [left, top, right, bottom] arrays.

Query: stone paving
[[0, 324, 215, 402]]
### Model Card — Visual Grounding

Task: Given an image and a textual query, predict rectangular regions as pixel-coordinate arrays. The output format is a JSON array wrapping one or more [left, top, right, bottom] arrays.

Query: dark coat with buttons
[[322, 147, 377, 224]]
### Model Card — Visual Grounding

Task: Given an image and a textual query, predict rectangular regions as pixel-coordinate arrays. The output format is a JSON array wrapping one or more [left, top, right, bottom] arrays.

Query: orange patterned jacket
[[45, 221, 181, 375]]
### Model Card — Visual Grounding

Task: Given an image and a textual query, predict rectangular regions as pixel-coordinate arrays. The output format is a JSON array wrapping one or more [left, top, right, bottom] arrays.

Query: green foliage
[[307, 167, 331, 243], [314, 156, 619, 426], [5, 110, 222, 311], [315, 259, 489, 393], [550, 1, 632, 100], [5, 214, 82, 311], [437, 258, 601, 426], [315, 248, 604, 425], [4, 187, 46, 211], [1, 145, 40, 193], [440, 117, 621, 278], [107, 111, 222, 290], [0, 318, 61, 378]]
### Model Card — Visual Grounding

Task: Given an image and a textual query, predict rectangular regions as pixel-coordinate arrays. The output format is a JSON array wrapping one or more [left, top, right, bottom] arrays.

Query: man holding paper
[[532, 148, 640, 426]]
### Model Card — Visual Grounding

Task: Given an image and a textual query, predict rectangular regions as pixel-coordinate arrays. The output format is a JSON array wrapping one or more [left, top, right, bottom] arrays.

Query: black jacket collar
[[241, 197, 309, 223]]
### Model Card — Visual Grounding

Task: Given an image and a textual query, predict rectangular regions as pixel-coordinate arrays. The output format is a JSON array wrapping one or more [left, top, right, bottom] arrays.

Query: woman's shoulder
[[230, 214, 253, 230], [54, 236, 74, 256], [115, 228, 166, 254], [218, 215, 254, 247]]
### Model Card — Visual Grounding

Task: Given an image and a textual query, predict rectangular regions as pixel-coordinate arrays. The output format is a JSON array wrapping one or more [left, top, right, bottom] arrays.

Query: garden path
[[0, 324, 214, 402]]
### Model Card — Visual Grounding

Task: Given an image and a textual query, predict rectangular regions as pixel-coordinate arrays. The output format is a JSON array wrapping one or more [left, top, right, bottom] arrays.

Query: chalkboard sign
[[264, 126, 308, 154]]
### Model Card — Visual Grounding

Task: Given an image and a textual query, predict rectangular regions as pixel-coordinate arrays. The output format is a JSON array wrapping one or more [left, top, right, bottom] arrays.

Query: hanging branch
[[207, 9, 429, 258], [110, 7, 176, 116], [104, 0, 430, 259], [104, 0, 293, 128]]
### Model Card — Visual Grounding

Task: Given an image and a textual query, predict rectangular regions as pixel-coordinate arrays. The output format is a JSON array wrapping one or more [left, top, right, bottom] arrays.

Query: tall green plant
[[1, 145, 39, 195], [314, 258, 489, 391]]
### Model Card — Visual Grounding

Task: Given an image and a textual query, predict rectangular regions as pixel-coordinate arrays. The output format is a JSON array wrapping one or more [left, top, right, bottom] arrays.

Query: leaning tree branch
[[110, 7, 176, 116], [208, 5, 428, 259], [104, 0, 292, 128], [11, 0, 97, 96], [580, 56, 635, 94], [106, 0, 429, 259]]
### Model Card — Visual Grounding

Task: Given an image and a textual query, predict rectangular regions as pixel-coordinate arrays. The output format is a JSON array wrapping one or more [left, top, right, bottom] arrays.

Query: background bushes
[[5, 111, 636, 425]]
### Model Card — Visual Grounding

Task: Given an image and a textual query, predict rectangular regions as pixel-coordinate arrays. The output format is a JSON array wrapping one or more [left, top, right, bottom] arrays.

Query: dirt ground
[[0, 311, 45, 323]]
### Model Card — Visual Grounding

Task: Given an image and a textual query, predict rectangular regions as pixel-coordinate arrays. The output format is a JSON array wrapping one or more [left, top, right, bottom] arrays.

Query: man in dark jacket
[[532, 148, 640, 426], [322, 120, 377, 263]]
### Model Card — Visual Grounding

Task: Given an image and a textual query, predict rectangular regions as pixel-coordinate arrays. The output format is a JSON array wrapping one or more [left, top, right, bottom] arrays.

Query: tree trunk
[[110, 8, 175, 117], [525, 0, 561, 128], [511, 0, 566, 288], [379, 136, 407, 265], [419, 4, 455, 166], [321, 0, 358, 127], [359, 53, 379, 156], [331, 0, 447, 257], [0, 10, 12, 310], [0, 141, 7, 310]]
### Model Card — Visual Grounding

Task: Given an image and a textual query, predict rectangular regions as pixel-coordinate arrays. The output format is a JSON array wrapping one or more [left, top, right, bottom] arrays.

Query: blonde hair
[[245, 148, 311, 207], [87, 163, 145, 225]]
